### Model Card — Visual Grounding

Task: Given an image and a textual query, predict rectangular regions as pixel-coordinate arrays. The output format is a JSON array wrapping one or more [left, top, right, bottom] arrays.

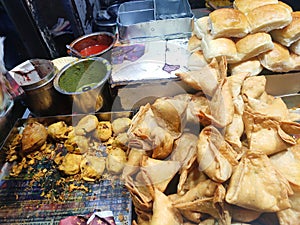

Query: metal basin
[[53, 57, 112, 114]]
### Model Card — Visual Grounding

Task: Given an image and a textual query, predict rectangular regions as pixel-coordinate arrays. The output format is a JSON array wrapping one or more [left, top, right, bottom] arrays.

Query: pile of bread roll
[[189, 0, 300, 75]]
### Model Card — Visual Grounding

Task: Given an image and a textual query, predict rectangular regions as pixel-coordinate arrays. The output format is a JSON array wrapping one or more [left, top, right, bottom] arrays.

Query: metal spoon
[[66, 45, 83, 58]]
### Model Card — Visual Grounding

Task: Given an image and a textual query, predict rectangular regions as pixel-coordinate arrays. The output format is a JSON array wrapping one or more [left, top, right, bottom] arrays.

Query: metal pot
[[12, 59, 71, 116], [53, 57, 111, 114]]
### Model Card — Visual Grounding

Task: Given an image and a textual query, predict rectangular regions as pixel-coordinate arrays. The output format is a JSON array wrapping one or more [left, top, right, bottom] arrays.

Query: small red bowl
[[67, 32, 116, 58]]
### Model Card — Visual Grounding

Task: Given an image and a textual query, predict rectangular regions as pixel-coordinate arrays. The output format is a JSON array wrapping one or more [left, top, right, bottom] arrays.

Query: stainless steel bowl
[[67, 32, 116, 58], [53, 57, 112, 114]]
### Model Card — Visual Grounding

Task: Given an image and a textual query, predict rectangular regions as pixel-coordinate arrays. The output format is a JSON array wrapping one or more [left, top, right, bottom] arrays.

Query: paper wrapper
[[59, 211, 116, 225]]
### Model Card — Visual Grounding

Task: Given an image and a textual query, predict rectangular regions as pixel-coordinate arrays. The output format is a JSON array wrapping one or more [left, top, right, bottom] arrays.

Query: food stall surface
[[0, 112, 133, 225]]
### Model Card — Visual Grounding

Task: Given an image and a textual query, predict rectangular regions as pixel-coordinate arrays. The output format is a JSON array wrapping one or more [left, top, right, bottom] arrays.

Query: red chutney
[[80, 44, 109, 56]]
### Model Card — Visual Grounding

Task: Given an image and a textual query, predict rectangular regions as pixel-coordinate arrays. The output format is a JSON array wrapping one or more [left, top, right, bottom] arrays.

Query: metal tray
[[117, 0, 194, 42], [0, 111, 133, 225]]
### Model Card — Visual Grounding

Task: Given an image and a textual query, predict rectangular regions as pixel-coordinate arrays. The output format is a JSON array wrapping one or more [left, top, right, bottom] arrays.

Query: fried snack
[[150, 188, 183, 225], [172, 180, 229, 224], [140, 155, 180, 193], [224, 113, 244, 150], [241, 75, 266, 99], [243, 111, 296, 155], [226, 151, 293, 212], [176, 58, 221, 97], [106, 147, 127, 174], [197, 125, 238, 183], [80, 155, 106, 181], [21, 122, 48, 154], [270, 143, 300, 187], [202, 78, 234, 128], [127, 103, 158, 151], [277, 186, 300, 225], [58, 153, 83, 175], [245, 96, 290, 121], [125, 175, 153, 212], [122, 148, 147, 179], [93, 121, 113, 142], [151, 97, 188, 138], [74, 114, 98, 136], [177, 164, 208, 196], [64, 133, 89, 154], [230, 205, 262, 223], [111, 117, 131, 135], [47, 121, 70, 141], [187, 50, 209, 71], [150, 126, 174, 159]]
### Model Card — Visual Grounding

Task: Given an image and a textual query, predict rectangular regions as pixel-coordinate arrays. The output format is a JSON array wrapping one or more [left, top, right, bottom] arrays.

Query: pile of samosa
[[121, 56, 300, 225]]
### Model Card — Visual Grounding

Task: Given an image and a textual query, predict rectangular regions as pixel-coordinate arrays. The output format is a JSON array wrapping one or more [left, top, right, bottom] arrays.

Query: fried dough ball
[[58, 153, 83, 175], [80, 155, 106, 182], [106, 147, 127, 174], [47, 121, 70, 141], [112, 117, 132, 135], [93, 121, 113, 142], [64, 132, 89, 154], [21, 122, 48, 154], [112, 132, 129, 149], [75, 114, 99, 136]]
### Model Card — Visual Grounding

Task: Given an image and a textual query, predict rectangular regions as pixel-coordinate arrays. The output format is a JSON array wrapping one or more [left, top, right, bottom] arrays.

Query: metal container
[[67, 32, 116, 58], [117, 0, 194, 42], [11, 59, 70, 116], [53, 57, 112, 114]]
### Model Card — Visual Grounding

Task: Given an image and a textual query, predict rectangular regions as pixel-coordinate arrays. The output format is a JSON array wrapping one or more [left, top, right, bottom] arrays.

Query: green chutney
[[58, 59, 106, 93]]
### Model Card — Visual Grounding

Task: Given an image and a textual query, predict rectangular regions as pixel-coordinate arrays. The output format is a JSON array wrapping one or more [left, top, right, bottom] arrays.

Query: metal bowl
[[67, 32, 116, 58], [53, 57, 112, 114]]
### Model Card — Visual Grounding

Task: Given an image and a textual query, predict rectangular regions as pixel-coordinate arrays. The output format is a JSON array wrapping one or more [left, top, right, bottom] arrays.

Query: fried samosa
[[226, 151, 293, 212], [151, 97, 188, 138], [140, 156, 180, 193], [270, 142, 300, 187], [243, 111, 296, 155], [197, 126, 238, 183], [150, 189, 183, 225]]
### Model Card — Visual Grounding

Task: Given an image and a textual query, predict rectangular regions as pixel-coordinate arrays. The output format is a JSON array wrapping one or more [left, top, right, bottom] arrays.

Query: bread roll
[[278, 1, 293, 13], [290, 52, 300, 71], [236, 32, 274, 61], [229, 58, 263, 76], [233, 0, 278, 14], [201, 35, 240, 63], [247, 4, 292, 33], [209, 8, 250, 38], [270, 12, 300, 47], [194, 16, 210, 39], [290, 39, 300, 55], [258, 42, 293, 72]]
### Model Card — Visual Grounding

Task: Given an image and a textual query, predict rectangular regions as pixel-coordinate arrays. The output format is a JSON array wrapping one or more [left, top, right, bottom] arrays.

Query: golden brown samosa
[[243, 111, 296, 155], [270, 142, 300, 187], [150, 188, 183, 225], [197, 126, 238, 183], [140, 156, 180, 193], [226, 151, 293, 212]]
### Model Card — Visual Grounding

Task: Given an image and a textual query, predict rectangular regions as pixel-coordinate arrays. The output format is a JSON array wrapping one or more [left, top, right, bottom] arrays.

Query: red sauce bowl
[[67, 32, 116, 58]]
